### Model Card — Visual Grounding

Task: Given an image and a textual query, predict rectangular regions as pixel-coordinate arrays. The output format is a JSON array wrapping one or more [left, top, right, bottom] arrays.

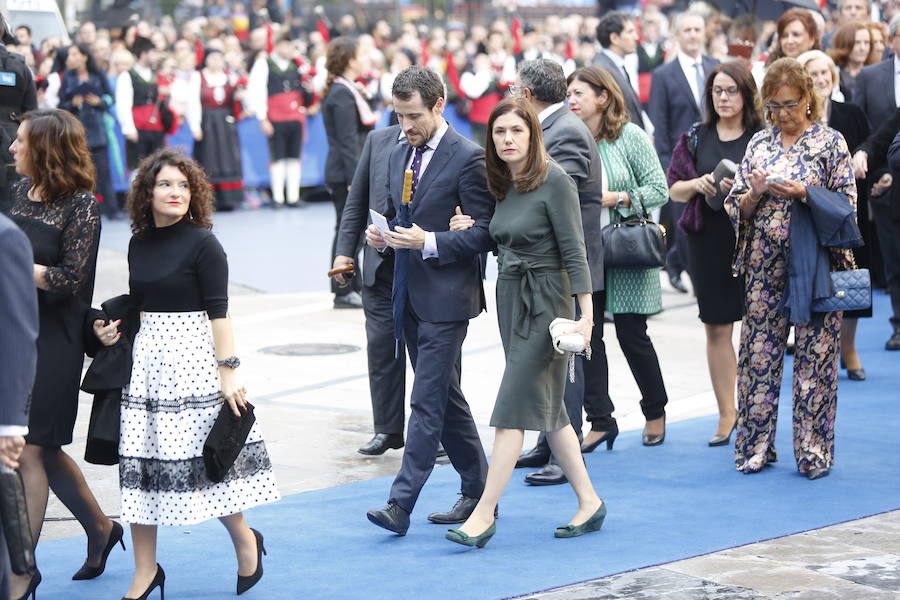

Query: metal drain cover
[[259, 343, 361, 356]]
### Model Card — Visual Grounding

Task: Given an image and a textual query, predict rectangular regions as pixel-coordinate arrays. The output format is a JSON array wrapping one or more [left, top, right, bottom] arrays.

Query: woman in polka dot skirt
[[94, 148, 279, 599]]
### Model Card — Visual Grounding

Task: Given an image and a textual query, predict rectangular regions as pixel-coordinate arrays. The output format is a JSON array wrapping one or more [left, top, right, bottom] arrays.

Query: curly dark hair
[[128, 148, 214, 238]]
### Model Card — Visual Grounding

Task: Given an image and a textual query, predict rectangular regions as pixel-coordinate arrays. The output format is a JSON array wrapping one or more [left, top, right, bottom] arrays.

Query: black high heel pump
[[15, 568, 41, 600], [122, 564, 165, 600], [237, 529, 267, 595], [72, 520, 126, 580], [581, 426, 619, 453]]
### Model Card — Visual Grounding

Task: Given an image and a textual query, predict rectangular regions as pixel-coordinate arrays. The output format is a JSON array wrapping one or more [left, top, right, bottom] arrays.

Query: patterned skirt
[[119, 312, 280, 526]]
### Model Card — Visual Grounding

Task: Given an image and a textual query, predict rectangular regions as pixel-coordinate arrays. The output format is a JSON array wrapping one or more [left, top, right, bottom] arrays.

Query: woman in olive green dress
[[567, 66, 671, 448], [445, 97, 606, 549]]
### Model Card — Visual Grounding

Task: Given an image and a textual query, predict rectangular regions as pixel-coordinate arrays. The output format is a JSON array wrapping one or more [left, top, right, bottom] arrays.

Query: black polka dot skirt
[[119, 312, 280, 526]]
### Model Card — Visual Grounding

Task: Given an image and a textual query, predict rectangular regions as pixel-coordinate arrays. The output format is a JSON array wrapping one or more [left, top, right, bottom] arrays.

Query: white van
[[1, 0, 70, 46]]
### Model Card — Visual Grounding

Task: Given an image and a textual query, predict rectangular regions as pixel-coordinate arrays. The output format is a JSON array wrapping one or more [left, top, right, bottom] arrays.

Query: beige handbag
[[549, 318, 592, 382]]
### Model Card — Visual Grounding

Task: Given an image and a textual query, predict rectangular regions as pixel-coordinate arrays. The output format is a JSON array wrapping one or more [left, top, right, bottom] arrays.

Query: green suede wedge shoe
[[445, 522, 496, 548], [554, 501, 607, 538]]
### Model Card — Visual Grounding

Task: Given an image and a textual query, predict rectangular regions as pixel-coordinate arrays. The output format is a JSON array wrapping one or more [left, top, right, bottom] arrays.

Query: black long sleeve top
[[128, 218, 229, 318]]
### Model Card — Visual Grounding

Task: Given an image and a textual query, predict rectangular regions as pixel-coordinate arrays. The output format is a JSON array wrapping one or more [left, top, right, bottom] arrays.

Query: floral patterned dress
[[725, 122, 856, 474]]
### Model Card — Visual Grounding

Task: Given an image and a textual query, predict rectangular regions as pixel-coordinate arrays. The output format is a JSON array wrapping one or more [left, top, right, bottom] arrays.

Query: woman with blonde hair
[[724, 58, 857, 479], [565, 66, 671, 449], [798, 49, 872, 381]]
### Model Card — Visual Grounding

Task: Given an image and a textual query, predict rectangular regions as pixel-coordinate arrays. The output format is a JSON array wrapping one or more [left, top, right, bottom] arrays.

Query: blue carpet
[[33, 293, 900, 600]]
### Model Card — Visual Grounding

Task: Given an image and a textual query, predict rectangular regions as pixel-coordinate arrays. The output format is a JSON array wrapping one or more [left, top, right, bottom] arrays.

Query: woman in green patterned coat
[[566, 66, 671, 447], [445, 97, 606, 548]]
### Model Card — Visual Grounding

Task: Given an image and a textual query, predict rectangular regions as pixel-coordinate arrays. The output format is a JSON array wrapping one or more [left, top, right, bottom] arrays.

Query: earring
[[806, 105, 811, 117]]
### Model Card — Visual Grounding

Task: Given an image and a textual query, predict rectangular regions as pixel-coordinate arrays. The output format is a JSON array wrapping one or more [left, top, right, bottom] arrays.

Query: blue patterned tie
[[391, 144, 428, 356]]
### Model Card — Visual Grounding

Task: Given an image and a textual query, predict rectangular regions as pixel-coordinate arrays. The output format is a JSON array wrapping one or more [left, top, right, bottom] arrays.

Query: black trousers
[[125, 130, 165, 170], [665, 201, 688, 274], [329, 183, 362, 296], [91, 146, 117, 216], [534, 291, 610, 453], [583, 311, 669, 430], [870, 200, 900, 328], [388, 306, 487, 513], [362, 260, 406, 434]]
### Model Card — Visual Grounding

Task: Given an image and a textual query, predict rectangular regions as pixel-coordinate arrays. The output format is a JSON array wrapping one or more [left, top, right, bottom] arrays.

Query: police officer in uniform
[[0, 13, 37, 215]]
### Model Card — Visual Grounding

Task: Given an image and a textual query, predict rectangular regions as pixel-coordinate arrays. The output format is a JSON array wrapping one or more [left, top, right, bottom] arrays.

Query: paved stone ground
[[39, 205, 900, 600]]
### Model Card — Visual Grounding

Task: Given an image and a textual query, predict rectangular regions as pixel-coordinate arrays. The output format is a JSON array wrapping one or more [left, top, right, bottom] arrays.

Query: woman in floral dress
[[725, 58, 856, 480]]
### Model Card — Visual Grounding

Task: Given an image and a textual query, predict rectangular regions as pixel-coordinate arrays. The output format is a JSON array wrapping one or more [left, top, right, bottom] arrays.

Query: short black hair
[[131, 36, 154, 58], [391, 65, 444, 110], [517, 59, 567, 104], [596, 12, 629, 49], [15, 24, 31, 36]]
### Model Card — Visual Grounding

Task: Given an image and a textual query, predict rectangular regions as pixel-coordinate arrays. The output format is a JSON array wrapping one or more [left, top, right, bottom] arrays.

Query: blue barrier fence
[[110, 106, 477, 193]]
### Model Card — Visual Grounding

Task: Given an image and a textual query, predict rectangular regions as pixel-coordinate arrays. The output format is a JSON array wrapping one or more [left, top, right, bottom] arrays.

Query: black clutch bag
[[203, 402, 256, 483], [0, 465, 36, 575], [600, 210, 668, 270]]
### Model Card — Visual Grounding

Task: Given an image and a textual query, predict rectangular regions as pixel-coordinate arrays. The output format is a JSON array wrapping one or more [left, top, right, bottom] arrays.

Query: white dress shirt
[[400, 119, 449, 259], [676, 50, 705, 106], [894, 55, 900, 109], [538, 101, 565, 123]]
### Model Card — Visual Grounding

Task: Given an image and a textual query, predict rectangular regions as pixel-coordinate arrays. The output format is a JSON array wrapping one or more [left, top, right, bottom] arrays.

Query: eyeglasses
[[713, 86, 739, 97], [764, 100, 801, 113], [507, 84, 519, 96]]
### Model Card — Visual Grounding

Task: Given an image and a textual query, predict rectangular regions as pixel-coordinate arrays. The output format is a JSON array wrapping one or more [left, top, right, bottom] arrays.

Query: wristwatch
[[615, 192, 626, 210], [217, 356, 241, 369]]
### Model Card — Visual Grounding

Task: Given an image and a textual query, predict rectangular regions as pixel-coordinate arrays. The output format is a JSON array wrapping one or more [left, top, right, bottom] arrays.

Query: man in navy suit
[[365, 66, 494, 535], [853, 16, 900, 349], [0, 213, 38, 599], [593, 12, 644, 129], [648, 11, 718, 295]]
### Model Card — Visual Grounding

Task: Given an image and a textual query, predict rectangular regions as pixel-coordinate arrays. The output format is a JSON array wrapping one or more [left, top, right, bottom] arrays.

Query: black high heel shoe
[[15, 568, 41, 600], [237, 528, 267, 595], [122, 564, 164, 600], [72, 520, 126, 580], [708, 422, 737, 447], [642, 418, 666, 446], [581, 426, 619, 453]]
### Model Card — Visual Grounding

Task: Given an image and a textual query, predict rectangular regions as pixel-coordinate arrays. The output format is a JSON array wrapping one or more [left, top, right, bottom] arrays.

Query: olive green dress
[[489, 162, 592, 432]]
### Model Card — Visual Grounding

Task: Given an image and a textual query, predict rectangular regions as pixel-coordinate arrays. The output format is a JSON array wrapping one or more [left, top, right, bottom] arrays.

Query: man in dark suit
[[332, 125, 407, 455], [365, 66, 494, 535], [853, 18, 900, 349], [0, 213, 38, 599], [594, 12, 644, 128], [509, 58, 606, 486], [648, 11, 719, 294]]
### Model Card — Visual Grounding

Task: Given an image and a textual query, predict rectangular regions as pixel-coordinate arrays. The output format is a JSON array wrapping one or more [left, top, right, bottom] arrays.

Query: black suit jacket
[[322, 83, 372, 185], [859, 106, 900, 219], [386, 125, 494, 323], [648, 55, 719, 170], [0, 214, 37, 428], [336, 125, 402, 287], [854, 59, 898, 129], [594, 52, 643, 127], [542, 105, 604, 291]]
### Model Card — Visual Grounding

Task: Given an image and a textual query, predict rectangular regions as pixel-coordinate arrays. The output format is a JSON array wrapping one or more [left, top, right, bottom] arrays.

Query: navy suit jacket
[[386, 124, 494, 323], [854, 59, 897, 129], [648, 55, 719, 170], [0, 214, 38, 428], [594, 52, 643, 127], [336, 125, 402, 287]]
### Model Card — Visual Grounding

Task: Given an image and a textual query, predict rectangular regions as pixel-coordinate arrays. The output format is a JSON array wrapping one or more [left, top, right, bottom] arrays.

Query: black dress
[[829, 100, 873, 319], [8, 179, 100, 446], [687, 124, 754, 324]]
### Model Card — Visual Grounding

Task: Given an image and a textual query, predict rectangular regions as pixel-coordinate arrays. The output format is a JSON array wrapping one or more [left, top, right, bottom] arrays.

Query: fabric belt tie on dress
[[497, 247, 563, 340]]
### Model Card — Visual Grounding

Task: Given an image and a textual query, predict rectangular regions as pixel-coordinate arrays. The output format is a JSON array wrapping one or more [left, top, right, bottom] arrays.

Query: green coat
[[489, 163, 592, 432], [596, 123, 669, 314]]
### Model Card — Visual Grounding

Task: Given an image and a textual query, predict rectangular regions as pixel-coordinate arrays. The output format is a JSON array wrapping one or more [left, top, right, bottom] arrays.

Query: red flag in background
[[511, 17, 522, 54], [194, 39, 204, 68], [265, 22, 274, 54], [318, 18, 330, 43], [566, 39, 574, 60], [421, 38, 429, 66]]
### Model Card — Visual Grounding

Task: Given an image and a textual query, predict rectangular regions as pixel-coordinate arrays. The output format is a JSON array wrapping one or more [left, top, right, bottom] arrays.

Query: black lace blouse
[[7, 179, 100, 303], [128, 218, 229, 318]]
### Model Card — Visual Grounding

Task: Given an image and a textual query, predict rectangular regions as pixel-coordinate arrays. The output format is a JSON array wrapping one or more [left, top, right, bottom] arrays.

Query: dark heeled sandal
[[122, 564, 164, 600], [15, 568, 41, 600], [237, 529, 267, 595], [72, 520, 126, 580]]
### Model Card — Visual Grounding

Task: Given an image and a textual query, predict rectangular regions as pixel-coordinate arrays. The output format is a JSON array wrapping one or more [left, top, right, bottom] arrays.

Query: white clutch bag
[[549, 318, 592, 382]]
